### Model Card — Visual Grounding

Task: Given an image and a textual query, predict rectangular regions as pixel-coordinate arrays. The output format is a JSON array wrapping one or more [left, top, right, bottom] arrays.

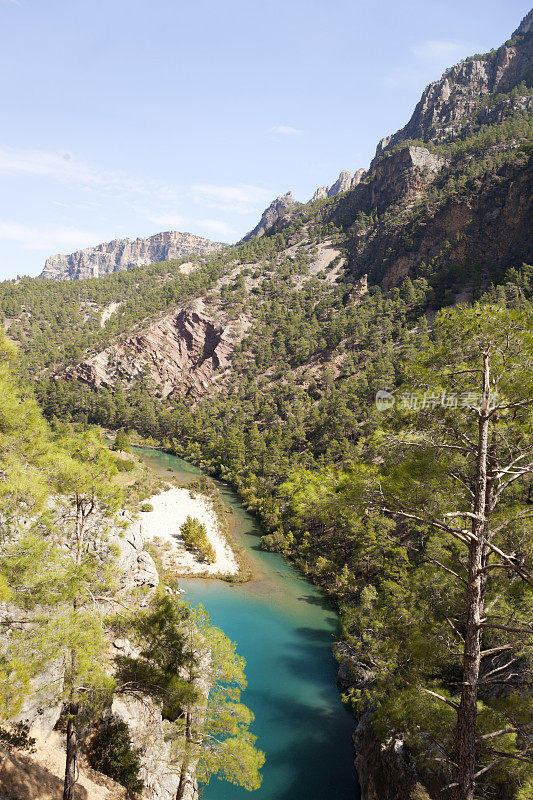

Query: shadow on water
[[205, 690, 357, 800], [296, 592, 335, 609]]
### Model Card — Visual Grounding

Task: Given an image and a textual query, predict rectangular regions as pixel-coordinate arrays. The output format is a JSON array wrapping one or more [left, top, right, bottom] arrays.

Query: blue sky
[[0, 0, 530, 279]]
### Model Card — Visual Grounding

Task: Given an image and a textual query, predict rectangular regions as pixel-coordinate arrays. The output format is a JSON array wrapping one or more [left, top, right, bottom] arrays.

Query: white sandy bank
[[136, 485, 238, 576]]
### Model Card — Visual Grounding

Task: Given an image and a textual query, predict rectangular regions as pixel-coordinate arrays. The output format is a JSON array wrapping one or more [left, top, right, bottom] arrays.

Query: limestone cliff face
[[241, 191, 296, 241], [333, 145, 448, 227], [373, 10, 533, 160], [311, 168, 367, 202], [342, 152, 533, 289], [311, 185, 329, 202], [247, 169, 367, 238], [65, 300, 242, 400], [328, 169, 354, 197], [335, 648, 439, 800], [365, 146, 447, 212], [41, 230, 226, 281], [353, 715, 438, 800]]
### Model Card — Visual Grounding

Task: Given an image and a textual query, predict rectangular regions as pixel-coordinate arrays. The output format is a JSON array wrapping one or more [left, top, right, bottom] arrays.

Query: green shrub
[[87, 721, 144, 793], [112, 430, 131, 452], [140, 502, 153, 512], [114, 457, 135, 472], [180, 515, 216, 563]]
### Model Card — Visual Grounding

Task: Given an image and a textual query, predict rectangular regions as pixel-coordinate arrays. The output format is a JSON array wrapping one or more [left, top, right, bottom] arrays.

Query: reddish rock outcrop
[[65, 302, 243, 400]]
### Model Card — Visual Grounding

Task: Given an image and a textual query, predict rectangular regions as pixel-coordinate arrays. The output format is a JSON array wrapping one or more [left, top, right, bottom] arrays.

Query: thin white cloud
[[191, 183, 269, 214], [197, 219, 236, 239], [0, 220, 103, 252], [412, 40, 472, 65], [385, 39, 476, 89], [0, 143, 176, 200], [269, 125, 303, 137], [148, 213, 188, 230]]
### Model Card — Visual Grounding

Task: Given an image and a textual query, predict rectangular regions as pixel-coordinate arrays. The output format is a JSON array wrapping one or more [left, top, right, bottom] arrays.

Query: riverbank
[[137, 484, 239, 578]]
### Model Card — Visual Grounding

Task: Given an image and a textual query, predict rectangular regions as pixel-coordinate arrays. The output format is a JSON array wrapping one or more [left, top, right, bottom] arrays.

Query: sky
[[0, 0, 530, 279]]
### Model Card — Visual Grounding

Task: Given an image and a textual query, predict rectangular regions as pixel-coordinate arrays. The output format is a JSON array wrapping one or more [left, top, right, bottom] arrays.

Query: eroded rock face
[[369, 146, 447, 211], [65, 301, 240, 400], [112, 517, 159, 591], [373, 11, 533, 159], [328, 170, 354, 197], [242, 192, 296, 240], [311, 169, 367, 202], [106, 695, 193, 800], [351, 168, 366, 188], [335, 145, 448, 224], [312, 185, 329, 201], [344, 154, 533, 289], [348, 273, 368, 305], [354, 715, 436, 800], [41, 231, 226, 281]]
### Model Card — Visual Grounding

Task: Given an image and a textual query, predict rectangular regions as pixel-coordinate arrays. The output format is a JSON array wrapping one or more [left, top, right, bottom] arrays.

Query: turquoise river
[[136, 447, 359, 800]]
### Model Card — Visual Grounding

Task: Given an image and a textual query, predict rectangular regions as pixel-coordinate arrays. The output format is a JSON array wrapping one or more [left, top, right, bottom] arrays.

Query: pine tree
[[355, 305, 533, 800]]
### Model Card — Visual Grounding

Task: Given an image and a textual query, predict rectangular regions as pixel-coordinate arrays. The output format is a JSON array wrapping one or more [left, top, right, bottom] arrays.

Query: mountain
[[311, 169, 366, 201], [244, 171, 367, 241], [65, 298, 242, 401], [373, 8, 533, 161], [41, 230, 226, 280], [11, 10, 532, 403]]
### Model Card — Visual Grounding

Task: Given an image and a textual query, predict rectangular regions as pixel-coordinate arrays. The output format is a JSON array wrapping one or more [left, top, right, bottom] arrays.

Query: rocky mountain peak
[[241, 191, 296, 241], [372, 11, 533, 162], [352, 168, 366, 187], [41, 230, 226, 281], [513, 8, 533, 36], [310, 168, 367, 202], [327, 170, 354, 197], [311, 186, 329, 202]]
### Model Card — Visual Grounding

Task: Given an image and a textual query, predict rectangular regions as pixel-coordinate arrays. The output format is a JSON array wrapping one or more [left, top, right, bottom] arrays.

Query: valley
[[0, 7, 532, 800]]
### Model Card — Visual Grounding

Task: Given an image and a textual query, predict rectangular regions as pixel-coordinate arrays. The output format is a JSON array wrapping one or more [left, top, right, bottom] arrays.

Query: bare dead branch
[[420, 687, 459, 711], [473, 759, 506, 779], [476, 728, 517, 742], [480, 645, 514, 657]]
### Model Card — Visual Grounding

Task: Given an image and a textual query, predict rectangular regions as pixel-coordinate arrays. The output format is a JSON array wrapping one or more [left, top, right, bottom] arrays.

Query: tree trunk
[[63, 704, 78, 800], [455, 353, 491, 800], [176, 711, 193, 800]]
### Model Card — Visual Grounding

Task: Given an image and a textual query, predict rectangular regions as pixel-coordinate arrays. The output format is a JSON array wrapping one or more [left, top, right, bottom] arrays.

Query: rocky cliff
[[349, 146, 448, 215], [241, 191, 296, 241], [353, 716, 437, 800], [373, 9, 533, 161], [311, 169, 367, 202], [328, 168, 366, 196], [244, 169, 367, 240], [326, 135, 532, 294], [64, 299, 243, 401], [319, 9, 533, 294], [6, 498, 198, 800], [41, 230, 226, 281]]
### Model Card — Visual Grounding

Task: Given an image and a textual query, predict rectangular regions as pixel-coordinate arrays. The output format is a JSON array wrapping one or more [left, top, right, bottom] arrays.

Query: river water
[[136, 447, 359, 800]]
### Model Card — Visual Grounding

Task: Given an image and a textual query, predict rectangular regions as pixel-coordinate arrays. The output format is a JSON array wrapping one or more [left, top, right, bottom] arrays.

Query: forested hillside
[[0, 331, 264, 799], [1, 10, 532, 800]]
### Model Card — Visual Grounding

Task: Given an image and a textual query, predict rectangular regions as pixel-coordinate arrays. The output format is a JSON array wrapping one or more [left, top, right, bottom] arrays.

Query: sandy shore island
[[136, 485, 238, 577]]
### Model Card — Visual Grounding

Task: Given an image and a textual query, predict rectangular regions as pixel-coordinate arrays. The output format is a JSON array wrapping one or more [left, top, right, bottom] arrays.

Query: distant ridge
[[41, 230, 226, 281]]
